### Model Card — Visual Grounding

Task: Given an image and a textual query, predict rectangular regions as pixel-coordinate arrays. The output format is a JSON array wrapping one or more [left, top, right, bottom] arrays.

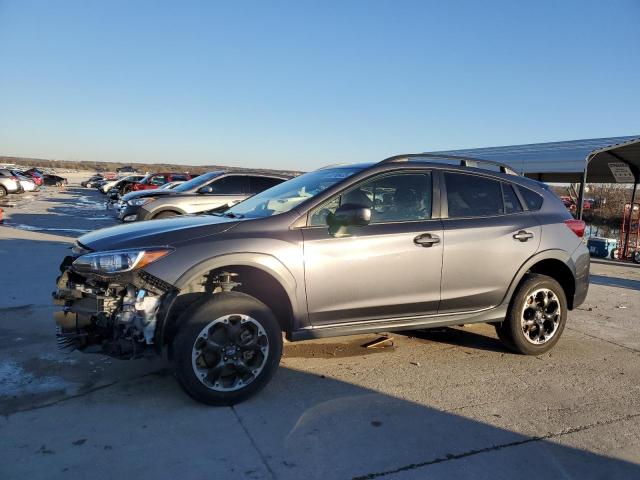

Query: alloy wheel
[[520, 288, 561, 345], [191, 314, 269, 392]]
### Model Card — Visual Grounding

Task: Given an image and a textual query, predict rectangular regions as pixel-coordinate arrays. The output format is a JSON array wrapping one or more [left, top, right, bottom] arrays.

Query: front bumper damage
[[53, 255, 177, 359]]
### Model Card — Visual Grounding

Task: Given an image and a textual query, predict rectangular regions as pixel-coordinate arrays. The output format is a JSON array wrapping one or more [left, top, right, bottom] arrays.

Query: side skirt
[[289, 305, 508, 341]]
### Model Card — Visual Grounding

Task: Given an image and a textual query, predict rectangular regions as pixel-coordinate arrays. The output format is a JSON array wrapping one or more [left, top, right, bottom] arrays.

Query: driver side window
[[308, 172, 432, 226]]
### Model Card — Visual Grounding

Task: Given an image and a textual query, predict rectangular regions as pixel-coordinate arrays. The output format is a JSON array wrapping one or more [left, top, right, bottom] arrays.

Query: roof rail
[[379, 153, 519, 175]]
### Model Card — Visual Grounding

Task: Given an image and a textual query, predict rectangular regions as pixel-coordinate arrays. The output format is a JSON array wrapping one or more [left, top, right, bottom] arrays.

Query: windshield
[[226, 167, 363, 219], [173, 172, 222, 192]]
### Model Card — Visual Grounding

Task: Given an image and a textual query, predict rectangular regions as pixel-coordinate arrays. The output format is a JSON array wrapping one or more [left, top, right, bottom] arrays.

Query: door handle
[[414, 233, 440, 247], [513, 230, 534, 242]]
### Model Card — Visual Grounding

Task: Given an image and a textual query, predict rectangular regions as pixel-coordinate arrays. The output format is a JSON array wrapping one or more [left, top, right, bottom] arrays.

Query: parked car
[[116, 166, 138, 173], [42, 174, 68, 186], [11, 170, 38, 192], [118, 171, 290, 221], [129, 172, 194, 192], [106, 174, 152, 201], [22, 169, 44, 186], [81, 174, 104, 187], [54, 155, 589, 406], [0, 169, 23, 196], [99, 175, 145, 194]]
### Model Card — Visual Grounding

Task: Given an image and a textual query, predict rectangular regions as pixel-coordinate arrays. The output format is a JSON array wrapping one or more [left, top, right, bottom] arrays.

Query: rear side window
[[519, 186, 544, 210], [210, 175, 247, 194], [249, 176, 283, 194], [171, 174, 189, 181], [445, 172, 503, 218], [502, 183, 523, 214]]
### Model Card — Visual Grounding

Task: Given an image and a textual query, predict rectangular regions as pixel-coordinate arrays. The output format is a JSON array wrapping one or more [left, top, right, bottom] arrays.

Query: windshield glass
[[226, 167, 363, 219], [173, 172, 222, 192]]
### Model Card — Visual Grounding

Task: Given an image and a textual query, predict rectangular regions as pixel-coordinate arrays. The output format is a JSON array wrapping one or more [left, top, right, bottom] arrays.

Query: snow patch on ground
[[4, 223, 90, 233], [0, 359, 72, 397]]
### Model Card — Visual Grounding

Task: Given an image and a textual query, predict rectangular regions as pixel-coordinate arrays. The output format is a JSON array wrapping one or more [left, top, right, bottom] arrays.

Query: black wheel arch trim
[[154, 253, 304, 356], [500, 249, 576, 310]]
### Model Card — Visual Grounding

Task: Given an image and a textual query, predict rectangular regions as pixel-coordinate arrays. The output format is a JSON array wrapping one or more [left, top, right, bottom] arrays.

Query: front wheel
[[154, 210, 179, 219], [173, 292, 283, 406], [0, 186, 7, 197], [497, 274, 567, 355]]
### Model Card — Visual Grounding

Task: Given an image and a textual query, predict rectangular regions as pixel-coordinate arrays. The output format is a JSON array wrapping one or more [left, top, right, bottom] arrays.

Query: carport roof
[[427, 135, 640, 183]]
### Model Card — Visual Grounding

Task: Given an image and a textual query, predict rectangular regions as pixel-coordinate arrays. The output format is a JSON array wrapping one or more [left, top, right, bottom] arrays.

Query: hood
[[78, 214, 239, 251], [121, 189, 175, 202]]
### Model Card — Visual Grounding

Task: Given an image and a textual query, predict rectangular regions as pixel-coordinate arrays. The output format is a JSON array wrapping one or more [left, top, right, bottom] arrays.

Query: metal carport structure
[[428, 135, 640, 254]]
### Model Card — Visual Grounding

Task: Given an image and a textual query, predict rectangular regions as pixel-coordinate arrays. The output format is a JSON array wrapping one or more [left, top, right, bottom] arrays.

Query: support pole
[[577, 168, 588, 219], [623, 178, 638, 259]]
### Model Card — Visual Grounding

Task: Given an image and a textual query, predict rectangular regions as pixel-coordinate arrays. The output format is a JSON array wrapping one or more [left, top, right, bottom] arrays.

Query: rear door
[[302, 170, 443, 325], [439, 171, 541, 313]]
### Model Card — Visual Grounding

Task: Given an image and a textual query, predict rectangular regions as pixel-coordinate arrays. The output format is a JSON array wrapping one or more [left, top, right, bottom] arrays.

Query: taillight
[[564, 219, 585, 237]]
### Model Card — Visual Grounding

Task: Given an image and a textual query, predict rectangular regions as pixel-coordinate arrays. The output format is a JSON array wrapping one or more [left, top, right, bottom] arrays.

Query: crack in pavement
[[351, 411, 640, 480], [566, 327, 640, 355], [231, 406, 277, 480], [2, 368, 171, 417]]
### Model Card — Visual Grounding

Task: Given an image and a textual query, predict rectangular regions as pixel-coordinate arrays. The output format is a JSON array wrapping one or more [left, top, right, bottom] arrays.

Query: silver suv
[[0, 169, 23, 196], [53, 154, 590, 405], [116, 171, 292, 221]]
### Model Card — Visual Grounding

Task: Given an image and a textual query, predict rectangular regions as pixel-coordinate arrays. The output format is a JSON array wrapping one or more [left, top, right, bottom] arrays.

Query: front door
[[302, 171, 443, 326]]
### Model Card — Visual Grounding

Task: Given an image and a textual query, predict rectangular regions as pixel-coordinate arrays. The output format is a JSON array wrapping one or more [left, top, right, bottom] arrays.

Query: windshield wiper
[[223, 211, 243, 219]]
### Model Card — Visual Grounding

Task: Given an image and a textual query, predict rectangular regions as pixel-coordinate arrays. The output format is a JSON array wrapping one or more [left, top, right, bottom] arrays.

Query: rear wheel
[[611, 248, 619, 260], [173, 292, 282, 406], [497, 274, 567, 355], [633, 251, 640, 264]]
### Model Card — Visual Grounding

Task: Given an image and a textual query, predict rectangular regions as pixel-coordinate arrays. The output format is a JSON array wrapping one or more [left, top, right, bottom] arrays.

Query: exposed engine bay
[[53, 255, 175, 359]]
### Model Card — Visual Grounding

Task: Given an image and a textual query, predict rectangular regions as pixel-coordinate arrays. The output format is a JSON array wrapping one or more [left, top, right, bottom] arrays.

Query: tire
[[0, 185, 7, 197], [493, 321, 515, 351], [498, 274, 567, 355], [611, 249, 619, 260], [173, 292, 283, 406], [154, 210, 180, 219], [633, 251, 640, 264]]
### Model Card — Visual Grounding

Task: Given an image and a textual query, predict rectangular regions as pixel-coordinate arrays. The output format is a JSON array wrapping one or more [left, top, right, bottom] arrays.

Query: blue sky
[[1, 0, 639, 170]]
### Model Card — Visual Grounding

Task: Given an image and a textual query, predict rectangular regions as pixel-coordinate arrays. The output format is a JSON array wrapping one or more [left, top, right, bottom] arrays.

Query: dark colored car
[[54, 154, 589, 406], [43, 174, 68, 186], [81, 174, 104, 187], [130, 172, 194, 192], [116, 166, 138, 173]]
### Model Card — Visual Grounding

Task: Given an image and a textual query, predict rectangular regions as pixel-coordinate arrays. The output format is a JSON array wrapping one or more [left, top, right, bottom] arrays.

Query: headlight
[[129, 197, 156, 207], [72, 247, 173, 274]]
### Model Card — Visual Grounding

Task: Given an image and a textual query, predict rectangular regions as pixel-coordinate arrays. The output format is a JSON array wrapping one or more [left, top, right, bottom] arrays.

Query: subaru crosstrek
[[53, 154, 590, 405]]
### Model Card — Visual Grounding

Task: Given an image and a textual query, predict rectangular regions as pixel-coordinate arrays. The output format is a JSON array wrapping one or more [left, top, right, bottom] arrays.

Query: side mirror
[[198, 186, 213, 194], [328, 203, 371, 228]]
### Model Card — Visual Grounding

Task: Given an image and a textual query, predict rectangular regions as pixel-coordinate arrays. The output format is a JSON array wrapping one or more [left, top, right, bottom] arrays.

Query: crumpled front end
[[53, 249, 177, 359]]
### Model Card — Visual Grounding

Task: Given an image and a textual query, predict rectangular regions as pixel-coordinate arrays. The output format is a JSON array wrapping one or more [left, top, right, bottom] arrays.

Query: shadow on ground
[[590, 274, 640, 291]]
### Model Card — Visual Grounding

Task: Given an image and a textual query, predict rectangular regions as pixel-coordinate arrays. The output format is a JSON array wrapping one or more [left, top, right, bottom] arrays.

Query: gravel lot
[[1, 174, 639, 479]]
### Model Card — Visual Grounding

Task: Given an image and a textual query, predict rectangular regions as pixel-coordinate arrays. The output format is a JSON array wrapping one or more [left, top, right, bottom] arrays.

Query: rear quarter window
[[518, 186, 544, 210]]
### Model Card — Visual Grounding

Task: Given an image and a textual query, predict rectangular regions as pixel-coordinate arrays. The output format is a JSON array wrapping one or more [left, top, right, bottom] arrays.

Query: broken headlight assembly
[[72, 247, 173, 275]]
